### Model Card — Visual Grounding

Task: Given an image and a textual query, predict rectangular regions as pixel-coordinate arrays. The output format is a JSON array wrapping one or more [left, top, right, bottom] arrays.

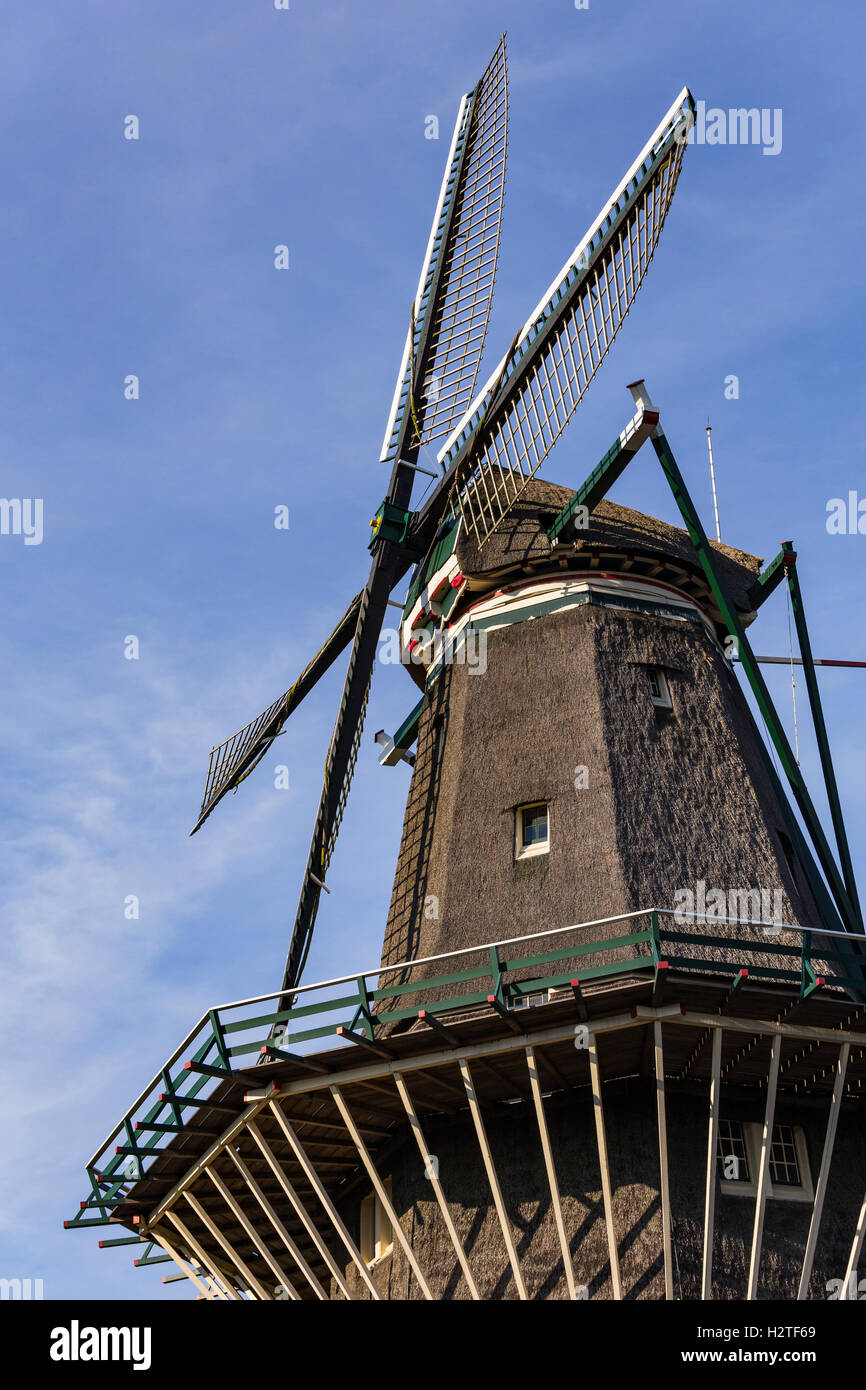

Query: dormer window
[[648, 666, 672, 709]]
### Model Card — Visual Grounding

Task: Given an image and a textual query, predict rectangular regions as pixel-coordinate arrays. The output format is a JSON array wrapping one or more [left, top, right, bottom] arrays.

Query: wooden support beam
[[702, 1025, 722, 1300], [417, 1009, 459, 1046], [205, 1164, 300, 1301], [588, 1034, 622, 1300], [158, 1092, 240, 1119], [746, 1035, 782, 1300], [335, 1026, 392, 1059], [329, 1085, 433, 1298], [182, 1059, 231, 1081], [798, 1042, 850, 1299], [654, 1021, 674, 1299], [164, 1207, 236, 1300], [225, 1145, 329, 1300], [526, 1046, 578, 1299], [291, 1112, 390, 1140], [841, 1188, 866, 1299], [267, 1100, 382, 1300], [183, 1189, 272, 1300], [392, 1071, 480, 1299], [246, 1120, 356, 1300], [259, 1046, 330, 1073], [570, 978, 588, 1022], [459, 1058, 528, 1300], [486, 994, 522, 1034], [150, 1228, 214, 1300]]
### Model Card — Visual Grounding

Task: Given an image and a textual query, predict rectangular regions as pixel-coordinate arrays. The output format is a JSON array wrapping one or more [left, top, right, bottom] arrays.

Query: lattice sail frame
[[438, 88, 694, 547], [193, 592, 363, 833], [200, 690, 290, 812], [380, 36, 508, 463]]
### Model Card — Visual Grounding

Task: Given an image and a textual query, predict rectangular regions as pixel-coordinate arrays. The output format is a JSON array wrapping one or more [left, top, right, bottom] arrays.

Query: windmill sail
[[191, 592, 363, 834], [435, 87, 694, 547], [380, 35, 508, 463], [278, 40, 512, 992]]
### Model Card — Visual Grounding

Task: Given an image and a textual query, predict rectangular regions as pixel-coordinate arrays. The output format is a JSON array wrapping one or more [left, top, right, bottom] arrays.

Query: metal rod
[[784, 550, 864, 931], [733, 656, 866, 668], [706, 423, 721, 542], [651, 425, 859, 936]]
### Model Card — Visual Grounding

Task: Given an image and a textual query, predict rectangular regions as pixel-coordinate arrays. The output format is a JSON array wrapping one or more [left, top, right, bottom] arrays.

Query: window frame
[[647, 665, 673, 710], [718, 1121, 813, 1203], [515, 802, 550, 860], [360, 1180, 394, 1267]]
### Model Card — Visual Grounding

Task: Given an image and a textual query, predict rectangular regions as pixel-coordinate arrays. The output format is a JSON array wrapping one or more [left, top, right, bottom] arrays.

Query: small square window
[[648, 666, 672, 709], [516, 803, 549, 859]]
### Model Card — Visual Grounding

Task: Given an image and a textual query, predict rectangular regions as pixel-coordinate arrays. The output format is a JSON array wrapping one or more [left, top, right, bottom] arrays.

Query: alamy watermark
[[0, 498, 43, 545], [1, 1277, 43, 1299], [826, 492, 866, 535], [674, 881, 785, 933], [50, 1322, 150, 1371], [378, 625, 487, 675], [676, 100, 782, 156]]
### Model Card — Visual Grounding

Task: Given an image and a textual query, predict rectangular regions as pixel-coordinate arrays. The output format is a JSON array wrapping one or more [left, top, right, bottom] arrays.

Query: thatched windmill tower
[[65, 43, 866, 1303]]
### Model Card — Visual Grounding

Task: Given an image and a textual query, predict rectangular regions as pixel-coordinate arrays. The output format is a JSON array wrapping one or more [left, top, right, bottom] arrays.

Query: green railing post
[[356, 976, 374, 1041], [800, 930, 813, 998], [650, 910, 661, 966], [208, 1010, 231, 1071], [489, 945, 505, 1005]]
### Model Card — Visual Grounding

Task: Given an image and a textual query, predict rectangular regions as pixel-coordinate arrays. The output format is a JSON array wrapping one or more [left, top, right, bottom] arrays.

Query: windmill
[[66, 39, 866, 1306], [191, 37, 695, 995]]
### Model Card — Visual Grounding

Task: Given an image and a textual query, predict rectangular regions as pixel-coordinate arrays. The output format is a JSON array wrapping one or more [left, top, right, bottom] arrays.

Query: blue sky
[[1, 0, 864, 1300]]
